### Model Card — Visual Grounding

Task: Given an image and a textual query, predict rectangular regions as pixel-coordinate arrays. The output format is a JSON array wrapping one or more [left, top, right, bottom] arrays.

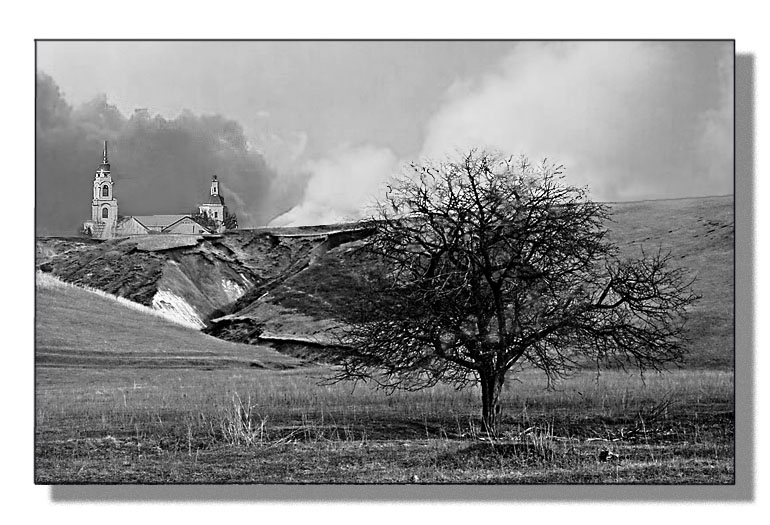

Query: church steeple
[[96, 140, 111, 177], [90, 140, 118, 227], [210, 174, 219, 196]]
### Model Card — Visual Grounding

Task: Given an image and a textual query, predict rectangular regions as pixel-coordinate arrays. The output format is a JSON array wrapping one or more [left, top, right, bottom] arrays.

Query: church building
[[83, 141, 235, 239], [198, 175, 228, 223]]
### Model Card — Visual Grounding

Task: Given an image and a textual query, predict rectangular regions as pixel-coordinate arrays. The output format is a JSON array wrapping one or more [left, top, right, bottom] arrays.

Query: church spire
[[96, 140, 111, 176], [89, 140, 118, 229]]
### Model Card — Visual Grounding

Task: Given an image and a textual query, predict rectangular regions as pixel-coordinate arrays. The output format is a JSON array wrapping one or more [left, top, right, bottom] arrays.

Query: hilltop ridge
[[36, 195, 734, 368]]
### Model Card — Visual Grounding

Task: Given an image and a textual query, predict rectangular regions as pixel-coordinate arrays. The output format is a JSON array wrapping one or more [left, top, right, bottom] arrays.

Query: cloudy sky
[[36, 40, 733, 234]]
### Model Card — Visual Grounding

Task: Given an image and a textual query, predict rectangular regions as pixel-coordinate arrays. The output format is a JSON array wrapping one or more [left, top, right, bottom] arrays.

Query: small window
[[102, 207, 109, 219], [102, 185, 109, 197], [214, 212, 218, 218]]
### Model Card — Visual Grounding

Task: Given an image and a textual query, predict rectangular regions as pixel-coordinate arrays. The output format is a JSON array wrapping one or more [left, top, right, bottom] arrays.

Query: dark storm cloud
[[36, 72, 307, 236]]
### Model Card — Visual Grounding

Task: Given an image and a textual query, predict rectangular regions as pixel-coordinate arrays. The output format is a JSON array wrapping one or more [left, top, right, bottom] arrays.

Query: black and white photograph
[[34, 39, 736, 488]]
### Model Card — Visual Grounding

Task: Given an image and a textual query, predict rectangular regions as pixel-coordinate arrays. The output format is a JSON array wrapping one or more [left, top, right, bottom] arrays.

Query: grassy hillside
[[223, 195, 734, 368], [36, 196, 734, 369], [606, 196, 733, 368], [35, 273, 299, 370]]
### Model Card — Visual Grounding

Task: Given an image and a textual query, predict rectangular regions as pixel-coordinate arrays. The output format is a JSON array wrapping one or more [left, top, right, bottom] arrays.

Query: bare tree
[[332, 149, 699, 432]]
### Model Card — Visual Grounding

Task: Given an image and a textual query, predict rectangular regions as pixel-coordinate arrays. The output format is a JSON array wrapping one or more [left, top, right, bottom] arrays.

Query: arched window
[[102, 185, 110, 197], [102, 207, 109, 219]]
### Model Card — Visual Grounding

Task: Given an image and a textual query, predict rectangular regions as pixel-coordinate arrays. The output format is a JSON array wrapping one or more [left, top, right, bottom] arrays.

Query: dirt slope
[[35, 229, 348, 328]]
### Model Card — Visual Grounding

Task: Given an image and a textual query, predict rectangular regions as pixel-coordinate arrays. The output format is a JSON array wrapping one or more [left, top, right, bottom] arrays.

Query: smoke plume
[[269, 144, 397, 227], [272, 42, 733, 226]]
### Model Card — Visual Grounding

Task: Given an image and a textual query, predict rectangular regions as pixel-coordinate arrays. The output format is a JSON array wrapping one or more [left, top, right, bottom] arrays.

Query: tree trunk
[[480, 370, 505, 434]]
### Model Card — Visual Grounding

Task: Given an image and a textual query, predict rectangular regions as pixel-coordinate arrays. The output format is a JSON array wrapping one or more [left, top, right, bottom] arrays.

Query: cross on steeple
[[102, 140, 109, 165]]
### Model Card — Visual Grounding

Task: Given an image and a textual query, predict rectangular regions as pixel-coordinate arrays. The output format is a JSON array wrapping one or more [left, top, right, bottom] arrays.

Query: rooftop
[[132, 215, 192, 228], [203, 194, 226, 205]]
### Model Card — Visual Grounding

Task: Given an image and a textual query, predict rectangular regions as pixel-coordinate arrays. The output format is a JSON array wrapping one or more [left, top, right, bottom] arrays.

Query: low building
[[132, 215, 211, 235]]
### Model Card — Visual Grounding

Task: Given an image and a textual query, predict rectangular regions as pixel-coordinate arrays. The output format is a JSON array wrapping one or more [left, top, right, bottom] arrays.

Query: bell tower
[[91, 141, 118, 223], [210, 174, 220, 197], [84, 141, 119, 238]]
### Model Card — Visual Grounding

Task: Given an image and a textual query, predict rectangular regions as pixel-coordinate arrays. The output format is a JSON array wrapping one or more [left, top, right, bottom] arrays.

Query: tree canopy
[[332, 150, 699, 431]]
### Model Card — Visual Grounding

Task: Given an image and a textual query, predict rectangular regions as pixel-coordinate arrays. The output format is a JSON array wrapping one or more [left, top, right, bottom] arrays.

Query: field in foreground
[[36, 365, 733, 484], [35, 240, 734, 484]]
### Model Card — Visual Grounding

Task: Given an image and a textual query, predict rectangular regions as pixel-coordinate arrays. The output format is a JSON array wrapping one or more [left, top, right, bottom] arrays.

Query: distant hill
[[36, 195, 734, 369], [604, 196, 733, 368]]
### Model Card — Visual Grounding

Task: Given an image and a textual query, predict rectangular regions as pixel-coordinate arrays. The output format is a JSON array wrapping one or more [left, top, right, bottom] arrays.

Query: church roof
[[132, 215, 192, 228], [132, 214, 212, 233], [203, 194, 226, 205]]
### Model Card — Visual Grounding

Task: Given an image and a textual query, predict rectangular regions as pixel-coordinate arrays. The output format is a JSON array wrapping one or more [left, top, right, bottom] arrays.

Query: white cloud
[[268, 42, 733, 228], [420, 41, 733, 201]]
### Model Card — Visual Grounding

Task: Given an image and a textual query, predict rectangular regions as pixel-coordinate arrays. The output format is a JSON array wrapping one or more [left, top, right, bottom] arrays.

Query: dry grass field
[[35, 269, 734, 484]]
